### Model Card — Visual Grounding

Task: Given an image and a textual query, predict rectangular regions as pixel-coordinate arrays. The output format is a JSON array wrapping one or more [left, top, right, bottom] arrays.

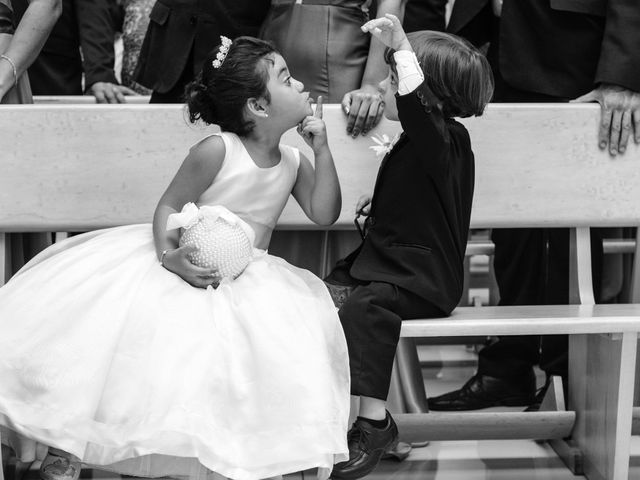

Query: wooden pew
[[33, 95, 151, 104], [1, 103, 639, 480]]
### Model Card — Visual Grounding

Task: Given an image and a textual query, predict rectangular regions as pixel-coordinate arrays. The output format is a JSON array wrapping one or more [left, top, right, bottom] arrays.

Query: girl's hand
[[361, 14, 411, 52], [298, 96, 328, 152], [162, 245, 221, 288], [356, 195, 372, 216]]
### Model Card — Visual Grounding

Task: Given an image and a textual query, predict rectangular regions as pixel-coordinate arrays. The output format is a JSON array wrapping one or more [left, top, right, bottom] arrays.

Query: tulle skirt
[[0, 224, 350, 480]]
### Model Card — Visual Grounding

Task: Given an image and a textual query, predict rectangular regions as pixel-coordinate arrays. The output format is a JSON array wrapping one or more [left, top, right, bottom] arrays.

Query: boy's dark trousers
[[330, 267, 443, 400]]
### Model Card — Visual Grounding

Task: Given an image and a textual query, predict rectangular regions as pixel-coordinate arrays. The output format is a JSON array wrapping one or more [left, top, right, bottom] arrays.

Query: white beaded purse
[[167, 203, 255, 280]]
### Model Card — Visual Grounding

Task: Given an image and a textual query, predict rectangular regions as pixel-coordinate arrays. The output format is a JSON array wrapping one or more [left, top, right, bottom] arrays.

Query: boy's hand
[[361, 14, 412, 52], [162, 245, 221, 288], [298, 95, 328, 152], [356, 195, 372, 216]]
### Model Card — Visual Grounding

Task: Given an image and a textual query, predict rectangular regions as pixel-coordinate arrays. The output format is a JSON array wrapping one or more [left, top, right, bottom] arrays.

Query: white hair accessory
[[212, 36, 232, 69]]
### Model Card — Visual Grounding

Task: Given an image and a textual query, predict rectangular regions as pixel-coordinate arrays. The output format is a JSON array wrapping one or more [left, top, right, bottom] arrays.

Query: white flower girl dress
[[0, 132, 350, 480]]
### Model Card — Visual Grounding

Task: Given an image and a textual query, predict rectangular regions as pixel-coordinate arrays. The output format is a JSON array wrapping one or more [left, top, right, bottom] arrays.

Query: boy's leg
[[332, 282, 441, 480]]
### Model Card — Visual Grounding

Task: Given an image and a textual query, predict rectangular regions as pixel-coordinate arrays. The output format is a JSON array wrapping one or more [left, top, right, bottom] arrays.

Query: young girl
[[0, 36, 350, 480], [324, 15, 494, 480]]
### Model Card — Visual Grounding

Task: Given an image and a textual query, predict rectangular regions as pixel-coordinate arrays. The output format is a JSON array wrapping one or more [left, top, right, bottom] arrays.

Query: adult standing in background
[[429, 0, 640, 412], [261, 0, 407, 138], [135, 0, 270, 103], [0, 0, 61, 106], [120, 0, 155, 94], [1, 0, 60, 280], [12, 0, 134, 102], [0, 0, 61, 465]]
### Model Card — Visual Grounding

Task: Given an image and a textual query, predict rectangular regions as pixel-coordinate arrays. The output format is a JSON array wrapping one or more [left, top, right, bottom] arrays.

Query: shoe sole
[[331, 438, 399, 480], [429, 396, 536, 411]]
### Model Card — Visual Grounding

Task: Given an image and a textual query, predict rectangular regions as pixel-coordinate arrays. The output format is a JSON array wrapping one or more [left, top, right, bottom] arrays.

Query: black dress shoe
[[428, 372, 536, 411], [331, 411, 399, 480]]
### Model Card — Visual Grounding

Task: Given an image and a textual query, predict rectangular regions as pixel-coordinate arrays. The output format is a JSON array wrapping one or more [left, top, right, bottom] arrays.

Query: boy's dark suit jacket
[[447, 0, 640, 98], [13, 0, 121, 95], [134, 0, 270, 94], [345, 89, 475, 315]]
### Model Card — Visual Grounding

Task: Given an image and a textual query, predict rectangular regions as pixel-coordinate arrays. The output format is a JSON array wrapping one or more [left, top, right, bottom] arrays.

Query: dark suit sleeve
[[395, 86, 450, 175], [595, 0, 640, 92], [75, 0, 119, 89]]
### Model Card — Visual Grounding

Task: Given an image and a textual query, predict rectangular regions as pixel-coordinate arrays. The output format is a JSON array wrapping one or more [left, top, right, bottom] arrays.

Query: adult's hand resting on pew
[[341, 84, 386, 138], [88, 81, 138, 104], [572, 83, 640, 156]]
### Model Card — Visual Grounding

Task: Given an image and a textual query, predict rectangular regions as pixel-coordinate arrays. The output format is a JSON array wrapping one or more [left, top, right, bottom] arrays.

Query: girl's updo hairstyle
[[384, 31, 494, 118], [185, 36, 278, 135]]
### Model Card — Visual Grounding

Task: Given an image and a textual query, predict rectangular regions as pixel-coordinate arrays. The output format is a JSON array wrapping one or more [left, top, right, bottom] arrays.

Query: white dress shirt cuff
[[394, 50, 424, 96]]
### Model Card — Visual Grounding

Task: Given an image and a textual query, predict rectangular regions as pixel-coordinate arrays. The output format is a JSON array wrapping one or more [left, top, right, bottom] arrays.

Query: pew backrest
[[1, 104, 639, 235]]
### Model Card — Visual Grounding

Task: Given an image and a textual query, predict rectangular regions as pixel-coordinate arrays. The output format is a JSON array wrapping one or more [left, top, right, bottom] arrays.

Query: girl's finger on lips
[[314, 95, 324, 119]]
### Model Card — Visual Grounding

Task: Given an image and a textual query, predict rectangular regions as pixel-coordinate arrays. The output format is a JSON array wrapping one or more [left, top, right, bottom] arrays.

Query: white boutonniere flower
[[369, 133, 401, 159]]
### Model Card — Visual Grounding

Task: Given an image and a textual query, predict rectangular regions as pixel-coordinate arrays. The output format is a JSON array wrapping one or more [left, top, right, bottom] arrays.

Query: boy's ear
[[246, 97, 269, 118]]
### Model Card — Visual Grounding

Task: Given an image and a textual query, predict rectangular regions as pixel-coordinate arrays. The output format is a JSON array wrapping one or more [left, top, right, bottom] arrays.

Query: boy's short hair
[[385, 31, 494, 118]]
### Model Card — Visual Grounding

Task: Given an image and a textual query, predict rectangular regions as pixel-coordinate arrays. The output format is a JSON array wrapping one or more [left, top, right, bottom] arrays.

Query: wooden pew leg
[[0, 433, 5, 480], [543, 377, 585, 475], [1, 232, 6, 286], [569, 333, 636, 480], [395, 338, 429, 414], [628, 227, 640, 406], [635, 339, 640, 406]]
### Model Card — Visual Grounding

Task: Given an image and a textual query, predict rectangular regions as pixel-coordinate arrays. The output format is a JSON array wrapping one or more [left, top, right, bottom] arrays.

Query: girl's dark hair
[[385, 31, 494, 118], [185, 36, 277, 135]]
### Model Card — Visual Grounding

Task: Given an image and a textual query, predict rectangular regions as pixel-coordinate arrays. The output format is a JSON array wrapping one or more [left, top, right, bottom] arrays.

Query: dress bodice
[[0, 0, 13, 35], [196, 132, 300, 250]]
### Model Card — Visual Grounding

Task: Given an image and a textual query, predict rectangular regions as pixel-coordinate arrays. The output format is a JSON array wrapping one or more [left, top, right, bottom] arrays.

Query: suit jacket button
[[190, 15, 197, 25], [416, 90, 423, 99]]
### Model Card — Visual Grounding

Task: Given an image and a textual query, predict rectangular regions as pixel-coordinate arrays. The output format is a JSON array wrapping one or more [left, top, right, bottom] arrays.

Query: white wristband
[[393, 50, 424, 95]]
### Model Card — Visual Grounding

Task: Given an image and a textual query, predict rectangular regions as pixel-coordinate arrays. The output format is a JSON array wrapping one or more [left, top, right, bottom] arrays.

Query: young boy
[[326, 14, 494, 480]]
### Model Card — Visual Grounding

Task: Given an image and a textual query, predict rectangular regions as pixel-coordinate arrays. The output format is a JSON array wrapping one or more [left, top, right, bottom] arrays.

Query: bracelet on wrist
[[160, 249, 171, 266], [0, 55, 18, 89]]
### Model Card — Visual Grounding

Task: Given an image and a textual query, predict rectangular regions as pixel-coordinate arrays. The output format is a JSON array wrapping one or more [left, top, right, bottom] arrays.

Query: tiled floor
[[8, 344, 640, 480]]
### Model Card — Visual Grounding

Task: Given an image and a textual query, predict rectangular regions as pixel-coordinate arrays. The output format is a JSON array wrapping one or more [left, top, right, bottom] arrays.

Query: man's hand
[[573, 84, 640, 156], [341, 84, 385, 137], [88, 81, 137, 104]]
